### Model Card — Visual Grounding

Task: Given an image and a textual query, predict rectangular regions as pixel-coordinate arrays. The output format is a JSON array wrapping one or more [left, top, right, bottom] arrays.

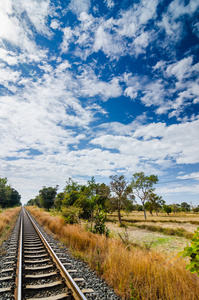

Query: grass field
[[0, 207, 21, 249], [107, 211, 199, 254], [26, 206, 199, 299]]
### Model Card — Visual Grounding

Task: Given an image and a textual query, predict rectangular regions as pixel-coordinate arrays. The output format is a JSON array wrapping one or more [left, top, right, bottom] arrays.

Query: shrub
[[180, 227, 199, 276], [61, 206, 83, 224], [93, 210, 110, 236]]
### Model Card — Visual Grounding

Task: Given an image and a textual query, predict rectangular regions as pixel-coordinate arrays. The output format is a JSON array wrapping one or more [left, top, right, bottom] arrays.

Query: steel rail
[[17, 208, 23, 300], [24, 209, 87, 300]]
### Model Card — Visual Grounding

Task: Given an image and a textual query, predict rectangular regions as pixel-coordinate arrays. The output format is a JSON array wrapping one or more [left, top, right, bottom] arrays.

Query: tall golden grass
[[26, 206, 199, 300], [0, 207, 21, 246]]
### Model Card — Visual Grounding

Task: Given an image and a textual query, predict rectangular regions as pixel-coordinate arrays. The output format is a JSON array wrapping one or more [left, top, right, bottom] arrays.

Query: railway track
[[0, 208, 91, 300]]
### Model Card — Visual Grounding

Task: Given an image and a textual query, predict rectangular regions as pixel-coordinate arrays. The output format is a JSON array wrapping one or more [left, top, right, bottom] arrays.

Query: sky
[[0, 0, 199, 206]]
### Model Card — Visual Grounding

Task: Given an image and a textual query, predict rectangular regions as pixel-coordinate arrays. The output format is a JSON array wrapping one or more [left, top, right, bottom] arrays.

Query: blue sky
[[0, 0, 199, 206]]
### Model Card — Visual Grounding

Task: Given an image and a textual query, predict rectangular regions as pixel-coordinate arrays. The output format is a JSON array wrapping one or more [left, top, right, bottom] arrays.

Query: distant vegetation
[[0, 177, 21, 208], [26, 172, 198, 226]]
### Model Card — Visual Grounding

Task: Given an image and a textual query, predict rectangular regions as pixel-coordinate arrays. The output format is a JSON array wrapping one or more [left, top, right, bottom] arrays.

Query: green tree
[[62, 178, 81, 207], [26, 199, 35, 206], [54, 192, 65, 210], [0, 177, 21, 208], [64, 178, 80, 193], [172, 203, 180, 214], [181, 202, 191, 212], [39, 186, 58, 210], [131, 172, 158, 219], [145, 201, 154, 215], [193, 205, 199, 213], [10, 188, 21, 207], [147, 193, 165, 216], [163, 204, 172, 215], [109, 175, 133, 224], [134, 204, 143, 211], [96, 182, 111, 210]]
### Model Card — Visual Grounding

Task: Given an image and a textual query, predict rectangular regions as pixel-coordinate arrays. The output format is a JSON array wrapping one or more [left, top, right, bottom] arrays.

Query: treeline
[[0, 177, 21, 208], [26, 172, 198, 224]]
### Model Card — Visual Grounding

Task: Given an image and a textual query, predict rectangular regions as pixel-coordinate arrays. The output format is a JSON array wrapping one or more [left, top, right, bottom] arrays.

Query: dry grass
[[108, 211, 199, 222], [0, 207, 21, 247], [108, 211, 199, 239], [26, 206, 199, 300], [130, 221, 198, 233]]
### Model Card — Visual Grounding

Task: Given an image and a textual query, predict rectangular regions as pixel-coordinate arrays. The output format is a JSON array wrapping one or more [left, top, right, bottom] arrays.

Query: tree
[[193, 205, 199, 213], [26, 199, 35, 206], [64, 178, 80, 194], [39, 186, 58, 210], [145, 201, 154, 215], [62, 178, 81, 207], [172, 203, 180, 214], [163, 204, 172, 215], [10, 188, 21, 207], [0, 177, 21, 208], [96, 183, 111, 210], [181, 202, 191, 212], [147, 193, 165, 216], [109, 175, 133, 224], [131, 172, 158, 219], [54, 192, 65, 210]]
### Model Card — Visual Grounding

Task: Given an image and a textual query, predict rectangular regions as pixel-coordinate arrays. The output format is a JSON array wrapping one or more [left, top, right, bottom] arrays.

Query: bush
[[180, 227, 199, 276], [61, 206, 83, 224], [93, 210, 110, 236]]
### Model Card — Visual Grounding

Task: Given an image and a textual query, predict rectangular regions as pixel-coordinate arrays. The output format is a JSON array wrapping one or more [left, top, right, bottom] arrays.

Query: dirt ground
[[107, 222, 187, 254], [106, 211, 199, 255]]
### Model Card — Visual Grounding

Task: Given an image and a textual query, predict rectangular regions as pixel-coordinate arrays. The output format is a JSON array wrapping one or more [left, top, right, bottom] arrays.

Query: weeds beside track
[[0, 207, 21, 247]]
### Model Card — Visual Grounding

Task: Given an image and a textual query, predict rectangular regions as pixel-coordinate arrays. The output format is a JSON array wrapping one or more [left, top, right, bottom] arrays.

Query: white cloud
[[124, 86, 138, 99], [0, 0, 54, 63], [96, 114, 148, 136], [91, 119, 199, 166], [157, 183, 199, 196], [0, 49, 18, 65], [61, 27, 73, 53], [70, 0, 91, 17], [71, 0, 159, 59], [166, 57, 193, 81], [19, 0, 52, 37], [104, 0, 115, 9], [116, 0, 158, 38], [0, 66, 21, 91], [50, 19, 61, 30], [158, 0, 199, 42], [77, 67, 122, 100], [123, 73, 166, 107], [93, 22, 126, 59], [177, 172, 199, 180], [133, 31, 150, 55]]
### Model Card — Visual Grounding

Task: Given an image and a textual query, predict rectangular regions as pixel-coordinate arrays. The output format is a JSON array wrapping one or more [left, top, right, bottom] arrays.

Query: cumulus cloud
[[91, 119, 199, 165], [77, 67, 122, 100], [50, 19, 61, 30], [70, 0, 91, 17], [166, 57, 194, 81]]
